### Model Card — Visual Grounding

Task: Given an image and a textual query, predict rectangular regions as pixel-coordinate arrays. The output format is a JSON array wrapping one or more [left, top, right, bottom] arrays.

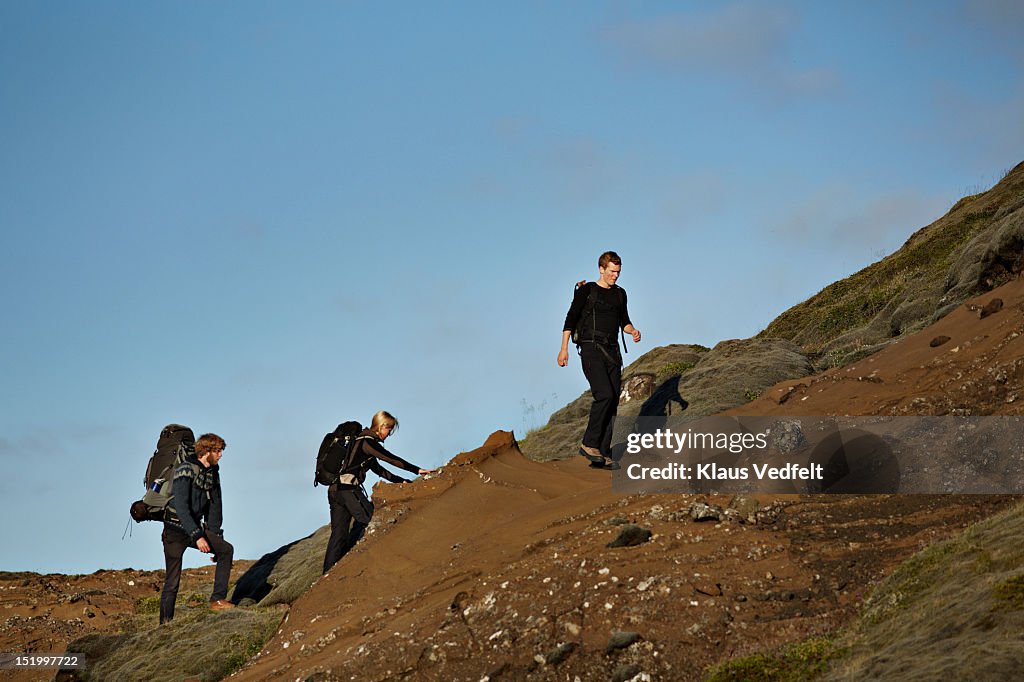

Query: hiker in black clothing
[[323, 411, 434, 574], [558, 251, 641, 469], [160, 433, 235, 624]]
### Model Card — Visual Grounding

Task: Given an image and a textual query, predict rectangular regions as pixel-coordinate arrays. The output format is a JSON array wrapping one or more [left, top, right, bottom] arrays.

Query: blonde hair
[[370, 410, 398, 435]]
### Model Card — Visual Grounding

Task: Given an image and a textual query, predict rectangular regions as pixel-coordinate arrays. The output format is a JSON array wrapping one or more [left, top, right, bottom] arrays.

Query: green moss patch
[[704, 636, 843, 682], [992, 573, 1024, 612]]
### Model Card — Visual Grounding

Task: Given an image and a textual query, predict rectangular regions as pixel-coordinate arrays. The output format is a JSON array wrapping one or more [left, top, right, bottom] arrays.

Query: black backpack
[[314, 421, 365, 487], [571, 282, 627, 353], [129, 424, 196, 523]]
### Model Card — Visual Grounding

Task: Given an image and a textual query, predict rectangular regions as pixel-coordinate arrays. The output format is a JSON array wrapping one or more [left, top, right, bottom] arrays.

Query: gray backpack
[[129, 424, 195, 523]]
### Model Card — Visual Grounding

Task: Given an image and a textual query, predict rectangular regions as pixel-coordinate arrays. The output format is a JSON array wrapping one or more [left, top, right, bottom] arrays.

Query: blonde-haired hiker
[[322, 411, 434, 573]]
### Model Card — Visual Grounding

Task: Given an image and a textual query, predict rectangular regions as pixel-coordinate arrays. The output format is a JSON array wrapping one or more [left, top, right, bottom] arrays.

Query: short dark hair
[[598, 251, 621, 268], [195, 433, 226, 458]]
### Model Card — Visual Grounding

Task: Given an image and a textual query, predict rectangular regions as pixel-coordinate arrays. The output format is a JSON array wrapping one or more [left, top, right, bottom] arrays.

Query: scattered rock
[[769, 419, 807, 453], [606, 525, 653, 548], [610, 663, 643, 682], [605, 630, 642, 655], [778, 384, 806, 405], [485, 662, 511, 679], [692, 582, 722, 597], [604, 515, 630, 526], [980, 297, 1004, 319], [449, 591, 470, 611], [728, 495, 760, 523], [689, 502, 723, 522], [543, 641, 577, 665], [620, 373, 656, 404]]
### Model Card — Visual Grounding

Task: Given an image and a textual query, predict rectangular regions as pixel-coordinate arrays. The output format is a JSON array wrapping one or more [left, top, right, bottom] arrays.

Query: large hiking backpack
[[129, 424, 196, 523], [314, 421, 365, 487]]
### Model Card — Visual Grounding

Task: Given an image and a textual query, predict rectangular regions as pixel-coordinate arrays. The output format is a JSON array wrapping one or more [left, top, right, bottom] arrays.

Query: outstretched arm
[[363, 439, 425, 476], [368, 458, 436, 483], [368, 458, 410, 483]]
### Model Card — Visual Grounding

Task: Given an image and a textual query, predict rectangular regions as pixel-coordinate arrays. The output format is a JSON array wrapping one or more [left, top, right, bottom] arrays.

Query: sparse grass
[[814, 499, 1024, 680], [760, 206, 997, 353], [860, 540, 962, 625], [704, 635, 844, 681], [185, 591, 208, 607], [658, 361, 695, 381], [221, 627, 274, 678], [991, 573, 1024, 612], [744, 388, 761, 402], [516, 426, 543, 449], [74, 606, 286, 682], [520, 395, 558, 443], [134, 596, 160, 615]]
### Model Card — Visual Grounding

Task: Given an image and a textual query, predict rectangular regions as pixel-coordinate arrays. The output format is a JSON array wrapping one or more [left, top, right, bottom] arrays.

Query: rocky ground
[[0, 561, 253, 682]]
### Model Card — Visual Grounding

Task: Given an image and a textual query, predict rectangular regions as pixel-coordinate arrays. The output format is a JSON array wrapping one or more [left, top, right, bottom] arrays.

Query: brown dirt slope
[[228, 432, 1011, 682]]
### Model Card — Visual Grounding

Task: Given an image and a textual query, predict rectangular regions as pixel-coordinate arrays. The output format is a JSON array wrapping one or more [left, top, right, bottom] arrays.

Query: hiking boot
[[209, 599, 235, 611], [578, 444, 604, 464], [602, 458, 621, 470]]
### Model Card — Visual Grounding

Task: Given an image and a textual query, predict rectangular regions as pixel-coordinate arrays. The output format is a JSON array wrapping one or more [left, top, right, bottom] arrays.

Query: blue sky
[[2, 1, 1021, 574]]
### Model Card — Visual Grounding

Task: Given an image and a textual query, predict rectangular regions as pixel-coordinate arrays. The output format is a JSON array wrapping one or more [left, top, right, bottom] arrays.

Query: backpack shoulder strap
[[572, 282, 600, 352], [341, 434, 376, 474], [615, 285, 628, 354]]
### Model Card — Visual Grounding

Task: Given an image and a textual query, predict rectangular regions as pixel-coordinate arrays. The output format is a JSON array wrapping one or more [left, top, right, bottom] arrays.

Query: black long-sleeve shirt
[[563, 282, 631, 342], [344, 429, 423, 486]]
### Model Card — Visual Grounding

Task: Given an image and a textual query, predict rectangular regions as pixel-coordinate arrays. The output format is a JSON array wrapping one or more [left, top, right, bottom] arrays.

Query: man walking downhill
[[557, 251, 641, 470]]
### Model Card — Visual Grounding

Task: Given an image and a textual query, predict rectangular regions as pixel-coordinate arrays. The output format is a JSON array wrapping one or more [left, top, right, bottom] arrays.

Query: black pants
[[580, 342, 622, 457], [323, 485, 374, 574], [160, 526, 234, 624]]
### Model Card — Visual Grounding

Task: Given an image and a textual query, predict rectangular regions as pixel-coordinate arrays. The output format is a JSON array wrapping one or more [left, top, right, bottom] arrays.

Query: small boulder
[[769, 420, 807, 453], [620, 373, 656, 404], [980, 298, 1004, 319], [611, 663, 643, 682], [728, 495, 760, 523], [689, 501, 723, 522], [605, 631, 642, 655], [543, 641, 577, 665], [606, 525, 652, 548]]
